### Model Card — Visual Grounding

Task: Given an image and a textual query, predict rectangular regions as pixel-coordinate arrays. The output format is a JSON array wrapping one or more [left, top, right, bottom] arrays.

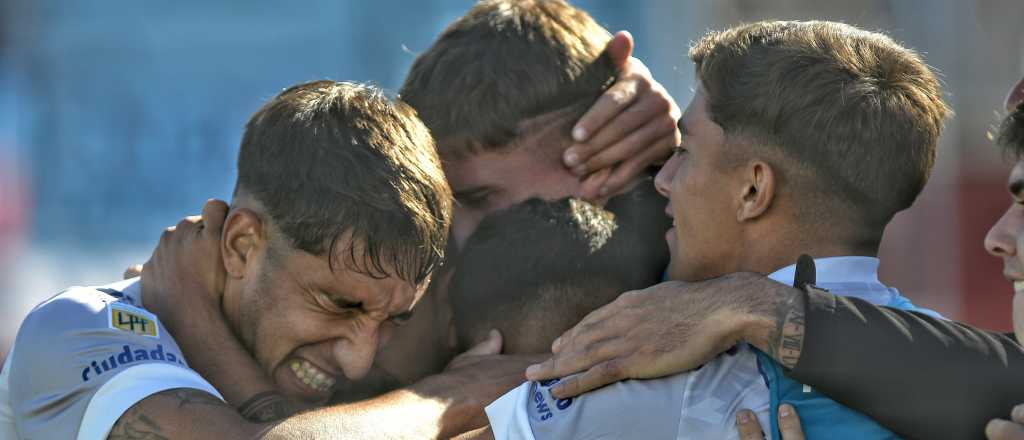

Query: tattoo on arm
[[237, 391, 301, 423], [108, 388, 227, 440], [767, 287, 807, 369], [108, 405, 168, 440]]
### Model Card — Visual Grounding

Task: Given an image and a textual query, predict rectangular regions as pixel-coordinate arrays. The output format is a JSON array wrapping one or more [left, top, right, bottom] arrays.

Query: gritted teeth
[[290, 359, 336, 393]]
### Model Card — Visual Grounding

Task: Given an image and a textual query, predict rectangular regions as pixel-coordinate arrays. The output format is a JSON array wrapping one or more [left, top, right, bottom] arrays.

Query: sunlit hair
[[399, 0, 615, 157], [690, 21, 950, 230], [235, 80, 452, 284]]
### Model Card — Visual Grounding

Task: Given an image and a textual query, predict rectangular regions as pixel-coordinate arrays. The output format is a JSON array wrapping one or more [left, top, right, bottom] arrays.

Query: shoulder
[[522, 375, 689, 440], [16, 280, 156, 346]]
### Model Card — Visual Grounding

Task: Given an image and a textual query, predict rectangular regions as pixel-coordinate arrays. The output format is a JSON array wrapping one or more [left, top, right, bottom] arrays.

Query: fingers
[[576, 167, 611, 201], [548, 357, 629, 399], [566, 61, 647, 153], [201, 199, 229, 234], [736, 409, 765, 440], [603, 31, 634, 70], [123, 264, 144, 280], [569, 91, 673, 176], [987, 419, 1024, 440], [596, 132, 677, 197], [778, 404, 805, 440]]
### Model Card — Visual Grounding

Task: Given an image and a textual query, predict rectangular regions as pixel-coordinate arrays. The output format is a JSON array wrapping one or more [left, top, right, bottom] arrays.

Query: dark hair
[[449, 181, 668, 353], [997, 102, 1024, 159], [399, 0, 615, 157], [689, 21, 950, 229], [235, 80, 452, 284]]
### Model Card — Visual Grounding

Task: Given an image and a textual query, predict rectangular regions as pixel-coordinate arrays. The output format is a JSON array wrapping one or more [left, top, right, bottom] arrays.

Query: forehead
[[278, 242, 422, 313], [680, 87, 725, 145]]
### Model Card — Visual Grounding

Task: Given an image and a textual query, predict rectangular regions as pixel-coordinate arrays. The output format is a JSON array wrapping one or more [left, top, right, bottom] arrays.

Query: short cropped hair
[[997, 103, 1024, 159], [689, 21, 949, 228], [236, 80, 452, 284], [450, 181, 669, 353], [399, 0, 615, 157]]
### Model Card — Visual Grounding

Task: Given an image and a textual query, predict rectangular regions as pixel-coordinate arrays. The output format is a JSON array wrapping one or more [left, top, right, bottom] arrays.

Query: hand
[[412, 330, 544, 436], [525, 273, 800, 399], [140, 199, 229, 333], [736, 404, 805, 440], [567, 30, 681, 200], [987, 405, 1024, 439]]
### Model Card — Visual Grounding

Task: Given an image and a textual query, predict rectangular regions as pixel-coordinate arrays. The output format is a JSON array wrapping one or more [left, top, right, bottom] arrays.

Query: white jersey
[[485, 256, 923, 440], [486, 344, 771, 440], [0, 278, 222, 440]]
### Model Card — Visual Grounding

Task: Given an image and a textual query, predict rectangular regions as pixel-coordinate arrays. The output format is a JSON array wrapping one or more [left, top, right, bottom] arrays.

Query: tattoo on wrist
[[767, 287, 808, 369], [237, 391, 301, 423]]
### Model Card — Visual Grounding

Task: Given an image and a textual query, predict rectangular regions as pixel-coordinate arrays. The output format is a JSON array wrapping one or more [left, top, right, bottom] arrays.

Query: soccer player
[[0, 80, 502, 439], [523, 50, 1024, 440], [518, 20, 950, 439], [334, 0, 682, 402]]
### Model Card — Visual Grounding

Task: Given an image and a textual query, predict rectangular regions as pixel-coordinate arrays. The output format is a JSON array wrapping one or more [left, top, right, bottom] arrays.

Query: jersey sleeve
[[486, 375, 688, 440], [8, 286, 223, 440]]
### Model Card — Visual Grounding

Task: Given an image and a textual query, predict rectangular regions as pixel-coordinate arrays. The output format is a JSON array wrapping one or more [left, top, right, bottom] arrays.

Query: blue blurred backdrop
[[2, 0, 1023, 362]]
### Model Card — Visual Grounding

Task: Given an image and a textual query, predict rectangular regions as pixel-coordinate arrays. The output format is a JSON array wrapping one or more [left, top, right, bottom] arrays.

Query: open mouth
[[289, 359, 336, 394]]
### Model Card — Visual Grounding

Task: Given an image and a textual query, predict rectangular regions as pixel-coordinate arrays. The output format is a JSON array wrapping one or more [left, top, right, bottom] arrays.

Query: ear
[[736, 161, 776, 222], [221, 208, 265, 279]]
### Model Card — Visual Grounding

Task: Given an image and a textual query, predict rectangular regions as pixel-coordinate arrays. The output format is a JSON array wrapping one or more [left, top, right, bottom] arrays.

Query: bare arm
[[107, 388, 265, 440], [524, 272, 805, 398]]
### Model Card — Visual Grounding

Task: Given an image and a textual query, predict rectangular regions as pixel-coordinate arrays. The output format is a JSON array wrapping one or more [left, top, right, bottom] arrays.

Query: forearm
[[784, 291, 1024, 440], [725, 273, 807, 369], [261, 387, 454, 440]]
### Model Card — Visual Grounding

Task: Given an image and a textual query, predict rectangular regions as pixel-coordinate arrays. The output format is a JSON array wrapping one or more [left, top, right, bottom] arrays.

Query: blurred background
[[1, 0, 1022, 363]]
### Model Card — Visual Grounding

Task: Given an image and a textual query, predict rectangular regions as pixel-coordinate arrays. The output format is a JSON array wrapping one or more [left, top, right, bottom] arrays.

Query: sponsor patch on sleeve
[[108, 302, 159, 338]]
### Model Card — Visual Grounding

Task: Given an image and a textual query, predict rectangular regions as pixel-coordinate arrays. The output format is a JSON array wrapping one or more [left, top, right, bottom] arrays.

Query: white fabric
[[77, 362, 223, 440], [485, 382, 535, 440], [484, 256, 911, 440]]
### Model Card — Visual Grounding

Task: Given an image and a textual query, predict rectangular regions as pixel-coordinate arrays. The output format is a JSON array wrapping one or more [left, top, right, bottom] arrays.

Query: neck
[[737, 226, 880, 276]]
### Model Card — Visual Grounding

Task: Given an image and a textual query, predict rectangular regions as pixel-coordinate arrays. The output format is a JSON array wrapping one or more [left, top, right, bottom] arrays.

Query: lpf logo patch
[[108, 303, 159, 338]]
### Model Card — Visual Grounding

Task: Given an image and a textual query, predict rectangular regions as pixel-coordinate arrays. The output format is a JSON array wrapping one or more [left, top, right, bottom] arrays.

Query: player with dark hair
[[400, 0, 678, 248], [449, 192, 668, 355], [339, 0, 680, 404], [0, 80, 522, 439], [519, 20, 951, 440]]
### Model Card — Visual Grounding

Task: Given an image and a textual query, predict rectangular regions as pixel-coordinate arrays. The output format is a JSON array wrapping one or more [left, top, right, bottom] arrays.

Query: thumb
[[605, 30, 634, 71], [464, 329, 503, 356]]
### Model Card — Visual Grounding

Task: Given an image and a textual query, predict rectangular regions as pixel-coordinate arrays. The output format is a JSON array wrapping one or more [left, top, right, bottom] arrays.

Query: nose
[[331, 317, 382, 380], [985, 208, 1017, 259], [654, 154, 679, 199]]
